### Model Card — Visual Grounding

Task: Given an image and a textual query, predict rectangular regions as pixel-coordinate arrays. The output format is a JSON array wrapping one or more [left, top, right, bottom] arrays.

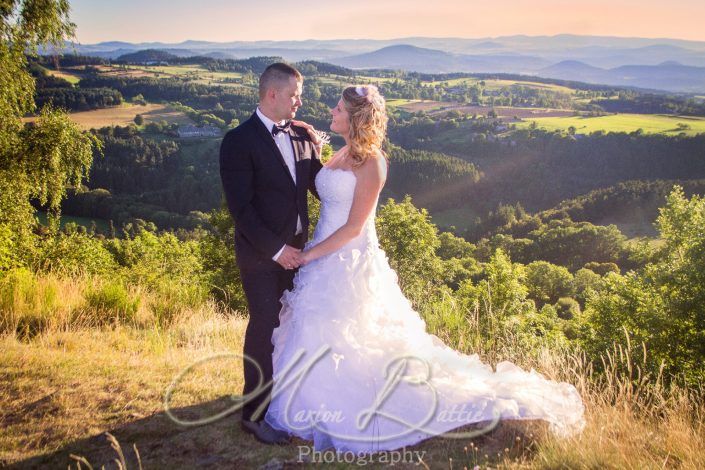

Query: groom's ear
[[262, 87, 277, 104]]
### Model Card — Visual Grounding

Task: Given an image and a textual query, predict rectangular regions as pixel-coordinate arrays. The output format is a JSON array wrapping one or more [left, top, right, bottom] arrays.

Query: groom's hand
[[276, 245, 301, 270]]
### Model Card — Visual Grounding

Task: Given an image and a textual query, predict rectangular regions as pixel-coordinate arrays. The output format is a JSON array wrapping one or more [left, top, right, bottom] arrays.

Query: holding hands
[[275, 245, 313, 270]]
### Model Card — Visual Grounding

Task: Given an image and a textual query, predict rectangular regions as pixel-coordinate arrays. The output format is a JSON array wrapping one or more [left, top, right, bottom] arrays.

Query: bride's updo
[[342, 84, 388, 168]]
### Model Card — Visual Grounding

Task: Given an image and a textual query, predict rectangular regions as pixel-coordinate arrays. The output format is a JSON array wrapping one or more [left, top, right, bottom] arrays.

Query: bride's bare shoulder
[[357, 152, 387, 176], [354, 150, 387, 184]]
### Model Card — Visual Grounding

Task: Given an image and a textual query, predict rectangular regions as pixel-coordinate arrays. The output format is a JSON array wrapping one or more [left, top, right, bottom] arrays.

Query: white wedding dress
[[264, 166, 585, 453]]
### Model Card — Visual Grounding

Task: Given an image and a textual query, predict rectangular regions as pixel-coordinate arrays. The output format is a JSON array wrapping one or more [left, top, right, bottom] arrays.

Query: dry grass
[[0, 273, 703, 469]]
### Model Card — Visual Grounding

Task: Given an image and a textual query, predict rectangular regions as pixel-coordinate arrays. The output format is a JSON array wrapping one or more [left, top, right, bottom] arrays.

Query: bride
[[263, 84, 585, 453]]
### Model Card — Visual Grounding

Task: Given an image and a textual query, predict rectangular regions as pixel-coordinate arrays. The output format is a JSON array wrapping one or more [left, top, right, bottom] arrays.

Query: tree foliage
[[1, 0, 100, 269], [582, 186, 705, 384]]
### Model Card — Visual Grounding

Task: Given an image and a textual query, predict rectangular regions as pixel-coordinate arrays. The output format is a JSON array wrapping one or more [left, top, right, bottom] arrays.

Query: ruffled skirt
[[264, 243, 585, 453]]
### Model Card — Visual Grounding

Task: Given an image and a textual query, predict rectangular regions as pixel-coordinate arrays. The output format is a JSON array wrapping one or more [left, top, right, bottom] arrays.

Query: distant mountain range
[[44, 34, 705, 93]]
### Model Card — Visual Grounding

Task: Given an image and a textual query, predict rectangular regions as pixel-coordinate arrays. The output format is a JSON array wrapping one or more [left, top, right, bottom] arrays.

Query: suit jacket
[[219, 112, 323, 271]]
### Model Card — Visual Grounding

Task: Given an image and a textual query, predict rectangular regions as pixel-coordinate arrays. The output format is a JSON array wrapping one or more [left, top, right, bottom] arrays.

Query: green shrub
[[525, 260, 574, 306], [148, 278, 208, 327], [0, 268, 57, 338], [554, 296, 581, 320], [0, 224, 26, 271], [84, 281, 139, 325], [33, 226, 118, 275]]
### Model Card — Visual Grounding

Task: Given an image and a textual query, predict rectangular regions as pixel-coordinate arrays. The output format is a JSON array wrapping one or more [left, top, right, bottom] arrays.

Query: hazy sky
[[70, 0, 705, 44]]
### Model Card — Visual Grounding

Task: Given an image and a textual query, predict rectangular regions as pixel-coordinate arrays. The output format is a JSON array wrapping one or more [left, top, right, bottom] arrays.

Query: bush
[[0, 268, 58, 338], [554, 296, 581, 320], [200, 207, 248, 312], [105, 225, 207, 290], [584, 261, 620, 276], [32, 225, 118, 275], [525, 260, 574, 305], [0, 223, 26, 271], [83, 280, 139, 325], [572, 267, 602, 305]]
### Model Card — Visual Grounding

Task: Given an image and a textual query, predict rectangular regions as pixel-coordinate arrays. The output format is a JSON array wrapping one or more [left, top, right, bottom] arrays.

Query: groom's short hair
[[259, 63, 302, 99]]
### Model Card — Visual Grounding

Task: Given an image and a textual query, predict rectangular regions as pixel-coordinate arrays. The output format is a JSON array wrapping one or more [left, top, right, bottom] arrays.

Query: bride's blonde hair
[[342, 85, 388, 168]]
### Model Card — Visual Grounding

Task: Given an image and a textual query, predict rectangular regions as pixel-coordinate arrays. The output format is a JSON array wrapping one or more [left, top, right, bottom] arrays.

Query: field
[[123, 65, 248, 89], [40, 65, 82, 84], [51, 64, 253, 90], [429, 205, 481, 231], [516, 113, 705, 136], [388, 99, 447, 112], [314, 74, 398, 87], [424, 77, 577, 95], [23, 103, 194, 130], [2, 273, 704, 468], [390, 99, 574, 119], [35, 211, 110, 233]]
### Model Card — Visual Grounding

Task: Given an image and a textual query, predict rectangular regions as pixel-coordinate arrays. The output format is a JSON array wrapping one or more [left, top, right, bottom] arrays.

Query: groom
[[219, 62, 322, 444]]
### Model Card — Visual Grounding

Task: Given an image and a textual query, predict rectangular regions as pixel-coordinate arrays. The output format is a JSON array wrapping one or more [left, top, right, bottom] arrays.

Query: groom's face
[[272, 76, 303, 121]]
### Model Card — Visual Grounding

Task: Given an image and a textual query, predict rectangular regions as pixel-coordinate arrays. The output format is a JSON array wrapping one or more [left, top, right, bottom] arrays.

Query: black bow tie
[[271, 121, 292, 136]]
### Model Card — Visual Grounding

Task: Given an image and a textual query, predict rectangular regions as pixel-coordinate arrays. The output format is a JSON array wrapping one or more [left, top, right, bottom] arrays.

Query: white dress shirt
[[255, 107, 302, 262]]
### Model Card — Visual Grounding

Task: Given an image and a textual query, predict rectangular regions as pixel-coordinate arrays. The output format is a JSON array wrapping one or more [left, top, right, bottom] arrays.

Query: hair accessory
[[355, 86, 367, 97]]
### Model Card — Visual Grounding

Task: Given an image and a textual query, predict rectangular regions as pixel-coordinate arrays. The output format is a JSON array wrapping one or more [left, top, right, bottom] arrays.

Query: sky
[[69, 0, 705, 44]]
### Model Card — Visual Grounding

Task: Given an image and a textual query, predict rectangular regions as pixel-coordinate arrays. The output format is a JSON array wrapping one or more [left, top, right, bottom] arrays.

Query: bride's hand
[[298, 250, 314, 266], [291, 120, 327, 152], [291, 120, 318, 141]]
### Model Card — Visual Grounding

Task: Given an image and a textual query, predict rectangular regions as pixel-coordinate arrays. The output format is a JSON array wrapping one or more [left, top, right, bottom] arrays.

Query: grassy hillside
[[517, 113, 705, 135], [1, 273, 703, 468], [533, 179, 705, 237]]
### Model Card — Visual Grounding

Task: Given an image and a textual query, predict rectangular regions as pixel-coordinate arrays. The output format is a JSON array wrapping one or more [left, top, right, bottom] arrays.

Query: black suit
[[219, 111, 322, 422]]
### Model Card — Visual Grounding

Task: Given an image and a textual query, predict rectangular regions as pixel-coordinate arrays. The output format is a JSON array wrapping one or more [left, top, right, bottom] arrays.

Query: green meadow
[[314, 74, 397, 86], [124, 64, 205, 75], [385, 98, 421, 107], [40, 65, 82, 84], [425, 77, 577, 94], [517, 113, 705, 136], [36, 211, 110, 233]]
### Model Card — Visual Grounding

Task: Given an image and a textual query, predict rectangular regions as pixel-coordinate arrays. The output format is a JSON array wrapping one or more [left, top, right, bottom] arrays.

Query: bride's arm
[[300, 156, 386, 264]]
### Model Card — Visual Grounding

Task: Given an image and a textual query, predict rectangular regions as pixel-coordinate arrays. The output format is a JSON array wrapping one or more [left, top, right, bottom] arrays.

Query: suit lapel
[[290, 130, 307, 189], [249, 113, 296, 188]]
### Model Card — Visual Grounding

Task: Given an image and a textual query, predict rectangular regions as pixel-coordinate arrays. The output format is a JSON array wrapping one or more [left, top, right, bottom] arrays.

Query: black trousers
[[238, 228, 309, 421]]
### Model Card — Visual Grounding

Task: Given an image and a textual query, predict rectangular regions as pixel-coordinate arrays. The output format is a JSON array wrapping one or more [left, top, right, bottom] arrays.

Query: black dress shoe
[[240, 419, 291, 445]]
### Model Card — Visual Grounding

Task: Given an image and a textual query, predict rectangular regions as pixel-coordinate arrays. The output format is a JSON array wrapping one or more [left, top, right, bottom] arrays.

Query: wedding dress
[[264, 166, 585, 453]]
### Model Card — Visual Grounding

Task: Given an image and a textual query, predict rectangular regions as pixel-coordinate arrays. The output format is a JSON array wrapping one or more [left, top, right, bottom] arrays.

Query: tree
[[1, 0, 101, 267], [457, 248, 531, 321], [582, 186, 705, 384], [134, 113, 144, 125], [132, 93, 146, 105], [572, 267, 602, 305], [525, 260, 574, 305], [376, 196, 444, 302]]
